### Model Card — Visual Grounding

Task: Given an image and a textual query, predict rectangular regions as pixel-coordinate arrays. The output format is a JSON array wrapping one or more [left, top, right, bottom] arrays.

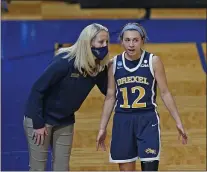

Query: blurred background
[[1, 0, 206, 171]]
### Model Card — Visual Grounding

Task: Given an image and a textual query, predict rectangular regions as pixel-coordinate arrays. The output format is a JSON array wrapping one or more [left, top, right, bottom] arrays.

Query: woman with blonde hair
[[23, 23, 109, 171]]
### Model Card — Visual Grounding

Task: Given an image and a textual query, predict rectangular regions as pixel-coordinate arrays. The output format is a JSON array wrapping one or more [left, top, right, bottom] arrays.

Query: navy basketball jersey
[[113, 50, 157, 114]]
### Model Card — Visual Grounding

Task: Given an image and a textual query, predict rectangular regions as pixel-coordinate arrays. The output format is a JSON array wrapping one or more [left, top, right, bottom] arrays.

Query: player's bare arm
[[99, 59, 116, 130], [152, 55, 188, 144], [96, 59, 116, 151]]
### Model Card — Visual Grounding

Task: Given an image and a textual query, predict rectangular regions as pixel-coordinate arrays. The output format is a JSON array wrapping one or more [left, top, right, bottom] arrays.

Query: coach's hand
[[96, 129, 107, 151], [32, 127, 48, 146], [176, 124, 188, 145]]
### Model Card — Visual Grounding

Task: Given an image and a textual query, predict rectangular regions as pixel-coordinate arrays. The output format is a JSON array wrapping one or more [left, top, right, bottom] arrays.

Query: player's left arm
[[152, 55, 187, 144]]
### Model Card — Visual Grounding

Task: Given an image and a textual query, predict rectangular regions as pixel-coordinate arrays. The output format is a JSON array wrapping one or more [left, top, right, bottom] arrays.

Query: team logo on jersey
[[117, 61, 122, 66], [140, 60, 149, 67], [141, 60, 149, 67], [145, 148, 157, 155], [140, 64, 149, 67], [117, 61, 123, 69]]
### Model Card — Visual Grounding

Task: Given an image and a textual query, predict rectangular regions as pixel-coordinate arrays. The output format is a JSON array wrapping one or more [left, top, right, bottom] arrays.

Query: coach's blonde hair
[[56, 23, 109, 76]]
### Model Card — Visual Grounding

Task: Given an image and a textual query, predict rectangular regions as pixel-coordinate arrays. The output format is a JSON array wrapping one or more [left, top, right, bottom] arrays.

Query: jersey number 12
[[120, 86, 146, 108]]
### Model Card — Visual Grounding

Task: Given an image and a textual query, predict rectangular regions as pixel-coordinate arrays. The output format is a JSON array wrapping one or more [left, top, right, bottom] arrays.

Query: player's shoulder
[[148, 53, 164, 73], [143, 50, 153, 58], [108, 54, 120, 66], [144, 50, 161, 62], [113, 52, 122, 61], [110, 52, 123, 62], [151, 55, 162, 64], [106, 54, 121, 72]]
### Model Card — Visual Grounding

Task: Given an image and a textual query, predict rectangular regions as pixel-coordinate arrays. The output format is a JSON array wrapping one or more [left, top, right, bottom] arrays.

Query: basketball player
[[23, 23, 109, 171], [96, 23, 188, 171]]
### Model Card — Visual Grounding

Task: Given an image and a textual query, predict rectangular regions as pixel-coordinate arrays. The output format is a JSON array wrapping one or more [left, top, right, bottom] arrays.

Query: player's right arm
[[99, 59, 116, 130], [96, 59, 116, 151]]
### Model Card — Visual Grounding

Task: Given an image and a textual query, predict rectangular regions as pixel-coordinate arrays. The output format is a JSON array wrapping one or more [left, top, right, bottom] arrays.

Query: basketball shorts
[[110, 111, 161, 163]]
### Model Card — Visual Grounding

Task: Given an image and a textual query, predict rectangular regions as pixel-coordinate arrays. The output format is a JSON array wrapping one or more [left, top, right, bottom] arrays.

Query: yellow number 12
[[120, 86, 146, 108]]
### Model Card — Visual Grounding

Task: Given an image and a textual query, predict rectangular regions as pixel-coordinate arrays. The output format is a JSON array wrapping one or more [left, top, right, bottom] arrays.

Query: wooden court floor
[[73, 43, 206, 171], [2, 1, 206, 171]]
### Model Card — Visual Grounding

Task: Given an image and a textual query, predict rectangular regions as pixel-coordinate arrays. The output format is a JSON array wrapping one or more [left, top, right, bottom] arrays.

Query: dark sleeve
[[94, 66, 108, 96], [25, 57, 69, 129]]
